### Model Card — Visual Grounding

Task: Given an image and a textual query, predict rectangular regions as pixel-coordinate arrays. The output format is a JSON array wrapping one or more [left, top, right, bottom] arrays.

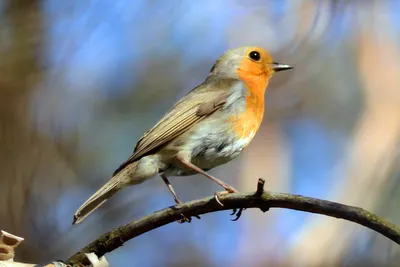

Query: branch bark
[[66, 178, 400, 266]]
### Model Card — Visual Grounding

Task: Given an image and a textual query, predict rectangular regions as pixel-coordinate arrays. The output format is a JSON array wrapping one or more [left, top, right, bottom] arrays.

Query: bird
[[73, 46, 292, 224]]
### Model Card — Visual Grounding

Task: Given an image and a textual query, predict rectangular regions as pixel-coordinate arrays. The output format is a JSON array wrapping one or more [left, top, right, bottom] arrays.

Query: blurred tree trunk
[[287, 3, 400, 266], [0, 0, 76, 262]]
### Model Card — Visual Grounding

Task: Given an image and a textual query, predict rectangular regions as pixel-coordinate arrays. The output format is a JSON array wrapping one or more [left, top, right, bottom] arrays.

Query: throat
[[229, 74, 268, 145], [237, 69, 268, 113]]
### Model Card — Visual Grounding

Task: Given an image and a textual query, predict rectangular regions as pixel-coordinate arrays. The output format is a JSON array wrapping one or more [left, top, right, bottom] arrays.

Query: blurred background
[[0, 0, 399, 266]]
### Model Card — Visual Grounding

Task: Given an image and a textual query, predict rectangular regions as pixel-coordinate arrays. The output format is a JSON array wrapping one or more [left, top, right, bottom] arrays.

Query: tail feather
[[73, 162, 138, 224]]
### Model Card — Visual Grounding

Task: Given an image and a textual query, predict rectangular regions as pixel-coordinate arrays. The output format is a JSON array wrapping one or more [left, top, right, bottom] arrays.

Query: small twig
[[255, 178, 265, 196], [231, 178, 266, 221], [255, 178, 269, 213], [66, 179, 400, 266]]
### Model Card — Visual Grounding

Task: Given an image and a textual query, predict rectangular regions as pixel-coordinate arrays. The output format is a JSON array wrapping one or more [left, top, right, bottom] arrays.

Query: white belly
[[163, 120, 253, 176]]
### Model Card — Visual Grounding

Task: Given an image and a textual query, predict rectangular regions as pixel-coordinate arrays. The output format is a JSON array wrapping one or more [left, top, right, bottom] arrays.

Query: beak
[[272, 62, 293, 72]]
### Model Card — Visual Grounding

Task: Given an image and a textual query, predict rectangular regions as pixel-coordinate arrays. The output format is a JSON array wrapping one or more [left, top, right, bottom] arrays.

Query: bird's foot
[[222, 184, 239, 194], [214, 188, 238, 207], [174, 198, 201, 223], [176, 213, 201, 224], [230, 208, 247, 221], [177, 213, 192, 223], [174, 197, 185, 206]]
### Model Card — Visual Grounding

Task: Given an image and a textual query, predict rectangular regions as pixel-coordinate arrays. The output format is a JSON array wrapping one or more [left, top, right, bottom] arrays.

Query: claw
[[177, 213, 192, 223], [214, 192, 224, 206], [231, 208, 238, 216], [231, 208, 247, 221], [176, 212, 201, 223], [230, 209, 237, 215], [174, 200, 201, 223], [226, 186, 239, 194]]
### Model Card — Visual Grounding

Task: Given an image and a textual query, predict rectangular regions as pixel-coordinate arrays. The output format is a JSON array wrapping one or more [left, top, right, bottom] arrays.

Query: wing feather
[[113, 78, 237, 176]]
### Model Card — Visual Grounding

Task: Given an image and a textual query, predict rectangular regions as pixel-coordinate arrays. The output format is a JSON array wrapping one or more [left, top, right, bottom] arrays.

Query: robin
[[73, 46, 292, 224]]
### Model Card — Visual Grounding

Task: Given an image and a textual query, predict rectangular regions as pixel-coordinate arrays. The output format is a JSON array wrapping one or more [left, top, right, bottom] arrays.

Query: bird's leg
[[176, 156, 239, 193], [160, 174, 200, 223], [176, 156, 239, 206], [160, 174, 184, 205]]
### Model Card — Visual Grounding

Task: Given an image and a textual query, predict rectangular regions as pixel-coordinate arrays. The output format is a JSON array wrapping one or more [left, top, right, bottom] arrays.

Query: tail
[[72, 162, 138, 225]]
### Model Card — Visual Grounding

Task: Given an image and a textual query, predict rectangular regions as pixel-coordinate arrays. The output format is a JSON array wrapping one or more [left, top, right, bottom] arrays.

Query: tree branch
[[66, 178, 400, 266]]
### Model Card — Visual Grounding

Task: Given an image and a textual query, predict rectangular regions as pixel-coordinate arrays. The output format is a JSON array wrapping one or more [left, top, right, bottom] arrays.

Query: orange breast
[[229, 69, 268, 144]]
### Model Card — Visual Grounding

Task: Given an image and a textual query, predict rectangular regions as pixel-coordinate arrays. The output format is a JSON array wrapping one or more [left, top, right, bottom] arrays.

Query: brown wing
[[112, 78, 237, 176]]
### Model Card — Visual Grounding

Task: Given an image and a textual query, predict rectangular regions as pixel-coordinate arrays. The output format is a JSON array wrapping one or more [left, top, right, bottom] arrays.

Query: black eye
[[249, 51, 260, 61]]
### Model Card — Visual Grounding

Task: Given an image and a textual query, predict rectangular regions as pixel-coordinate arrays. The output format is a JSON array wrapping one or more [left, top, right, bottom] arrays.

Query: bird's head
[[209, 46, 292, 85]]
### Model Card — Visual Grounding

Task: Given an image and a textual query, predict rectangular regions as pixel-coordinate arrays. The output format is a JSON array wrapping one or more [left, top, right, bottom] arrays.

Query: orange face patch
[[236, 47, 274, 108], [230, 47, 273, 142]]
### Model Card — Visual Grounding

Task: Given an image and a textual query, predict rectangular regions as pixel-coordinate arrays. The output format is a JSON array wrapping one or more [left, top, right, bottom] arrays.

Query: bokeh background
[[1, 0, 399, 266]]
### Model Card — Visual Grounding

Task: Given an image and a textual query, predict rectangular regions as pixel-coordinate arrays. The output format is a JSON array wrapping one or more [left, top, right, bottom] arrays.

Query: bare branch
[[66, 178, 400, 266]]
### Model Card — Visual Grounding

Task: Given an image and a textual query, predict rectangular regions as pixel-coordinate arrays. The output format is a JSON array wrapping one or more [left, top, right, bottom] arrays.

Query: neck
[[228, 70, 269, 143], [243, 77, 267, 127], [237, 69, 269, 106]]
